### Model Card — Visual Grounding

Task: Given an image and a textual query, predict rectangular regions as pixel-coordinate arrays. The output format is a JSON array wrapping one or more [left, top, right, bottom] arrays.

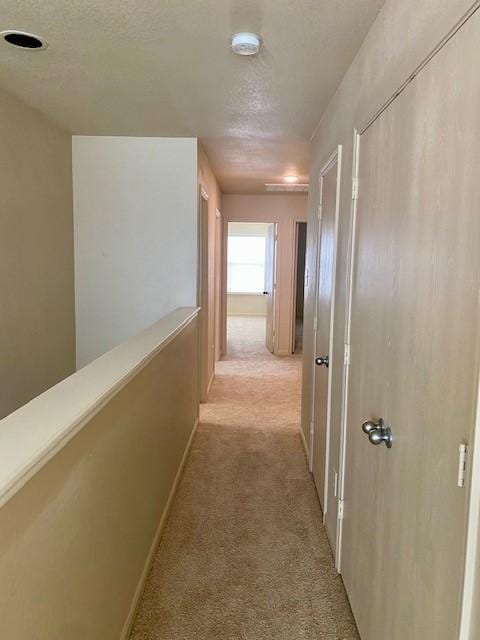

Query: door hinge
[[304, 268, 310, 287], [458, 444, 468, 488], [352, 177, 359, 200], [344, 343, 351, 366], [317, 204, 322, 219], [338, 499, 345, 520]]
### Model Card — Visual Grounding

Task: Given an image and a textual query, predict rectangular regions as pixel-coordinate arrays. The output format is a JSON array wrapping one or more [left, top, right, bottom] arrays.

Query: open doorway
[[226, 222, 277, 355], [292, 222, 307, 353]]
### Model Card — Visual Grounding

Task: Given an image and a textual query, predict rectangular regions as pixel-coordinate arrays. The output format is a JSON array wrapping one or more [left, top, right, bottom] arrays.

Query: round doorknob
[[364, 418, 393, 448], [315, 355, 329, 367]]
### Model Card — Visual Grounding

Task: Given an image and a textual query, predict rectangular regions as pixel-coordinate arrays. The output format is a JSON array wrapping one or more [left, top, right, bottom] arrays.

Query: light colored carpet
[[130, 316, 359, 640]]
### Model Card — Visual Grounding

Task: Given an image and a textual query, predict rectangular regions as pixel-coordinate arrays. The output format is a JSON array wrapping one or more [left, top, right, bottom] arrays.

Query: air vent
[[265, 183, 309, 192]]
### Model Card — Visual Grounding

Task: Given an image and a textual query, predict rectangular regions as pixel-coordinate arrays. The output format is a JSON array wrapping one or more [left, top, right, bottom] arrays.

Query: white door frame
[[223, 220, 280, 354], [334, 130, 360, 572], [310, 145, 342, 523], [197, 185, 209, 403]]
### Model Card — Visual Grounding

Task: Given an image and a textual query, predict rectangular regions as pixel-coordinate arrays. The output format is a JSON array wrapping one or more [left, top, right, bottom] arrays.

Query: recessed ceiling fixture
[[0, 30, 47, 50], [231, 32, 262, 56], [284, 175, 299, 183]]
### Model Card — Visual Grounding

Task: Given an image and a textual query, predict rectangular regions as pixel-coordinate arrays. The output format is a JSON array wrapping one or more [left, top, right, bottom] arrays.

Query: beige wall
[[222, 194, 308, 356], [302, 0, 479, 635], [0, 314, 198, 640], [198, 144, 223, 372], [0, 88, 75, 419], [227, 294, 267, 316]]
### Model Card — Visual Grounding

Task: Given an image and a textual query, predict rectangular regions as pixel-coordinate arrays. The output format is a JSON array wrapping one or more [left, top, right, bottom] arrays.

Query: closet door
[[342, 11, 480, 640]]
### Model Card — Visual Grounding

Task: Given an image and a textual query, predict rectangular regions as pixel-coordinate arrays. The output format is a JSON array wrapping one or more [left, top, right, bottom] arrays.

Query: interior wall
[[302, 0, 479, 635], [222, 194, 308, 356], [73, 136, 198, 368], [197, 143, 223, 374], [227, 295, 267, 316], [0, 88, 75, 419]]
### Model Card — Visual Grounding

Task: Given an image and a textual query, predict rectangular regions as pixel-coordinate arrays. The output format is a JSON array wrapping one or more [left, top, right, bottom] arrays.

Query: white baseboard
[[299, 426, 310, 463], [206, 371, 215, 396], [227, 313, 266, 317], [120, 417, 199, 640]]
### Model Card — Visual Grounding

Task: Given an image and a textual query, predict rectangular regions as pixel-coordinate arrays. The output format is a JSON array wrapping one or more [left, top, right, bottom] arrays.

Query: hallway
[[130, 316, 358, 639]]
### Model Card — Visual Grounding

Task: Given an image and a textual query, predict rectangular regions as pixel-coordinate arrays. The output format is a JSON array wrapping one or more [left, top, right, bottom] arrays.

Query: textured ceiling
[[0, 0, 384, 193]]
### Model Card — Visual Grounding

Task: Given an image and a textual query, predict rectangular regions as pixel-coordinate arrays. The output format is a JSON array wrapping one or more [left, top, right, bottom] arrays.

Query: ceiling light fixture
[[0, 30, 47, 50], [265, 183, 309, 193], [231, 32, 262, 56], [284, 176, 299, 183]]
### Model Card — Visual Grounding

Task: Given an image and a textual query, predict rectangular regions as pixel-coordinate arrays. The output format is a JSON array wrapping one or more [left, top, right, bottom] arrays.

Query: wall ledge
[[0, 306, 199, 510]]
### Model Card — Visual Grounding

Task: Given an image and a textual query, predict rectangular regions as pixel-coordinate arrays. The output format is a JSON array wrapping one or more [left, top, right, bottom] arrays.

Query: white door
[[342, 12, 480, 639], [312, 151, 340, 552], [264, 223, 277, 353]]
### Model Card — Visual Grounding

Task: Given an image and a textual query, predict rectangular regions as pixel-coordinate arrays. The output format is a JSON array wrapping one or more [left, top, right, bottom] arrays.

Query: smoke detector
[[231, 32, 262, 56]]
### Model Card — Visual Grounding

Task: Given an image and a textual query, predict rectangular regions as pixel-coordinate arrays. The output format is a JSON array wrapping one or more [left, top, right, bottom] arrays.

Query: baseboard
[[299, 426, 310, 463], [120, 417, 199, 640], [276, 349, 291, 357], [206, 371, 215, 396], [227, 313, 266, 317]]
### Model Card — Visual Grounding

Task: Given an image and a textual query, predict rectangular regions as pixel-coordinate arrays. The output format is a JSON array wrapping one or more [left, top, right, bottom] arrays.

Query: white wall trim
[[227, 292, 265, 297], [120, 417, 199, 640], [336, 130, 360, 573]]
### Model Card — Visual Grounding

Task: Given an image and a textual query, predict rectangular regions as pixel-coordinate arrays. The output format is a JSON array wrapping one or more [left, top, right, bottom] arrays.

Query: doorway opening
[[226, 221, 277, 355], [292, 222, 307, 354]]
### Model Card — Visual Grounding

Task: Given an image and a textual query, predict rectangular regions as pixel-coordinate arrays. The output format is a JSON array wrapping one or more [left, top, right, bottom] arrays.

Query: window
[[227, 235, 266, 293]]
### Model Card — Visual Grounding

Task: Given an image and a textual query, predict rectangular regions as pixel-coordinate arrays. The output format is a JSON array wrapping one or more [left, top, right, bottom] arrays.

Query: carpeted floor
[[130, 316, 359, 640]]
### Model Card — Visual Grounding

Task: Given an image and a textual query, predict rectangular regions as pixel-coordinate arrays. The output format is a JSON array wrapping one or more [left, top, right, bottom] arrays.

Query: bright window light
[[227, 235, 266, 294]]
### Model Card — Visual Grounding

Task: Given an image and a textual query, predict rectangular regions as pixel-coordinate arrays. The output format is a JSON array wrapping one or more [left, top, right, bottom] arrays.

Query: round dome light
[[0, 30, 47, 50], [231, 32, 262, 56]]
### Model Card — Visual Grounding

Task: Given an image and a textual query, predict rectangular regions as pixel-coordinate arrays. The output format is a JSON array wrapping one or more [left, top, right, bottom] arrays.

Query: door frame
[[197, 185, 210, 402], [214, 208, 223, 362], [222, 220, 280, 355], [310, 145, 342, 520], [334, 131, 360, 572]]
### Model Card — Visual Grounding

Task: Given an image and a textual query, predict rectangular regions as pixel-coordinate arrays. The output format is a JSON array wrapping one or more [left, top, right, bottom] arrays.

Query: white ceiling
[[0, 0, 384, 193]]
